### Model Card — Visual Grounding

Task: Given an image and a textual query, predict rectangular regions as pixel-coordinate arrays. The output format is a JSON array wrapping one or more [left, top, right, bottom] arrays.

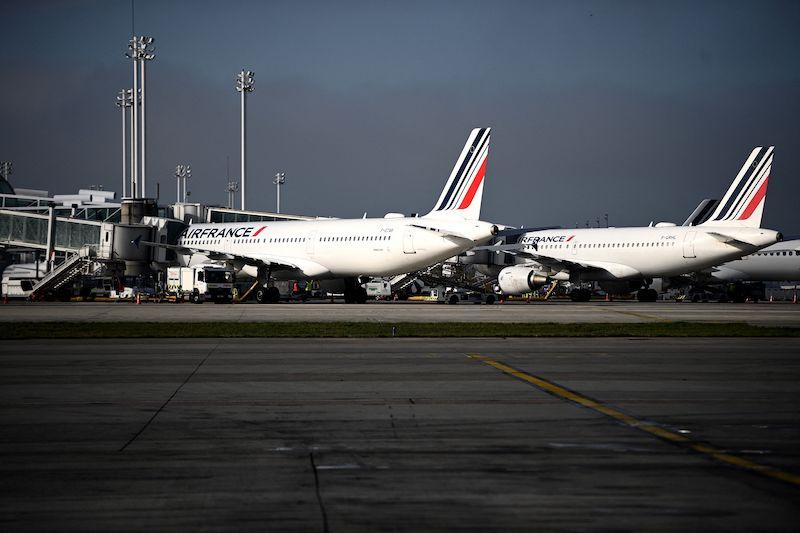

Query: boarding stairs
[[389, 273, 419, 292], [388, 262, 443, 293], [30, 246, 99, 298], [542, 280, 560, 300]]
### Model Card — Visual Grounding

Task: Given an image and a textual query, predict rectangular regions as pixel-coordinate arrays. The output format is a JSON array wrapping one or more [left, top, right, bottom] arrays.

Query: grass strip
[[3, 321, 800, 339]]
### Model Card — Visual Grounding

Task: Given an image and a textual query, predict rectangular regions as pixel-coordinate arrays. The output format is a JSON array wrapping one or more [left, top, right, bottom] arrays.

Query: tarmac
[[1, 337, 798, 531], [2, 300, 800, 326]]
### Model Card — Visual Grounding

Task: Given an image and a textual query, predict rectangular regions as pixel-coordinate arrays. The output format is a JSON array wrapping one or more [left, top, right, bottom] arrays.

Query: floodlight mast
[[273, 172, 285, 213], [116, 89, 132, 197], [175, 166, 181, 203], [175, 165, 192, 203], [127, 38, 139, 197], [226, 180, 239, 209], [138, 37, 155, 198], [235, 69, 254, 210], [127, 89, 136, 198], [0, 161, 12, 181]]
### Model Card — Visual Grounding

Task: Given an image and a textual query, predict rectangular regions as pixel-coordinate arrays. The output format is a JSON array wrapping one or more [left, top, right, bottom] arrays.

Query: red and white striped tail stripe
[[431, 128, 490, 214], [703, 146, 773, 227]]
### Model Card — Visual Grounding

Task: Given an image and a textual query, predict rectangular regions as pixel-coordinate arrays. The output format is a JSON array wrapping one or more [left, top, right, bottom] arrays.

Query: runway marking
[[603, 308, 668, 322], [467, 354, 800, 488]]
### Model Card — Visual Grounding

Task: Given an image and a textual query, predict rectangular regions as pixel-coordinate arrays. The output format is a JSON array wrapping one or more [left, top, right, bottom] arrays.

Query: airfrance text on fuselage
[[519, 233, 679, 244], [181, 226, 265, 239]]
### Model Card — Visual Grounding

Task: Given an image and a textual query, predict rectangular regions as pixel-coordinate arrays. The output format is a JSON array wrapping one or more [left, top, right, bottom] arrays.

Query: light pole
[[127, 37, 140, 197], [116, 89, 131, 197], [0, 161, 12, 182], [138, 37, 155, 197], [226, 180, 239, 209], [175, 165, 191, 203], [235, 69, 254, 210], [273, 172, 285, 213], [127, 89, 139, 197]]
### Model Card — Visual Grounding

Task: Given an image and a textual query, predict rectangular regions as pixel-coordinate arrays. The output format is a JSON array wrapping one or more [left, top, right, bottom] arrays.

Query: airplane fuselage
[[178, 216, 496, 279], [515, 225, 781, 281], [710, 240, 800, 282]]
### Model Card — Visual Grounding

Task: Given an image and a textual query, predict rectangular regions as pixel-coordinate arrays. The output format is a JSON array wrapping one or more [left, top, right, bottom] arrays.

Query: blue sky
[[2, 0, 798, 232]]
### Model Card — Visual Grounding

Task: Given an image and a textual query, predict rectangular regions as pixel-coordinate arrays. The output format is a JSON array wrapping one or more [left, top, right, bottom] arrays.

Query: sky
[[1, 0, 798, 233]]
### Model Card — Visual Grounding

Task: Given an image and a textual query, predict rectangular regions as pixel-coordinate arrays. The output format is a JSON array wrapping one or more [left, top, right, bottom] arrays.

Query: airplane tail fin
[[700, 146, 773, 228], [424, 127, 490, 221]]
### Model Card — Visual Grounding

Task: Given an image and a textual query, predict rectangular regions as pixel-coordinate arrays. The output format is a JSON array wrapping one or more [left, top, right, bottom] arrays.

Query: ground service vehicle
[[439, 286, 496, 305], [167, 265, 234, 303]]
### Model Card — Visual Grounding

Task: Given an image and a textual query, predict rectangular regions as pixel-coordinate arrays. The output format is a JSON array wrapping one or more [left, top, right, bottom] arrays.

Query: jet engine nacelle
[[497, 265, 549, 295]]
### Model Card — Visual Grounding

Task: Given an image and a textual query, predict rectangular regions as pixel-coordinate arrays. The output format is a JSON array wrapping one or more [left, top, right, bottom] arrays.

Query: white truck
[[167, 265, 234, 303], [1, 262, 46, 299]]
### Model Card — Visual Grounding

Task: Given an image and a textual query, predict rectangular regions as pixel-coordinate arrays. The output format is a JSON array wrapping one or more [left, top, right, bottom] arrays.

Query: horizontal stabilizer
[[706, 231, 757, 249]]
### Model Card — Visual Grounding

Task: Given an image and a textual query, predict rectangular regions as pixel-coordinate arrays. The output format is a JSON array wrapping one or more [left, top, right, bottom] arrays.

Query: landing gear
[[344, 278, 368, 304], [569, 288, 592, 302], [255, 286, 281, 304], [636, 288, 658, 302]]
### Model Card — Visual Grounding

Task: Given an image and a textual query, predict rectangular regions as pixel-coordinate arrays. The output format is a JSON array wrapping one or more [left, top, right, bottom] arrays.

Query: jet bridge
[[0, 208, 143, 296], [0, 209, 112, 255]]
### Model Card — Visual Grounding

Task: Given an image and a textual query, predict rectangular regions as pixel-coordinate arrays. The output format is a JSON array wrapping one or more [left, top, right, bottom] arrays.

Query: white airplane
[[492, 146, 783, 301], [707, 239, 800, 282], [139, 128, 498, 303]]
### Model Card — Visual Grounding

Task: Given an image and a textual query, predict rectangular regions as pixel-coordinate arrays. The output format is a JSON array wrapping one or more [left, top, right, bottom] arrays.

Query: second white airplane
[[493, 146, 783, 301]]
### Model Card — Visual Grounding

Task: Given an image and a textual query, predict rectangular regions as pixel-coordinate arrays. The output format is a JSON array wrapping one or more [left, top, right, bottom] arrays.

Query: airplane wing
[[132, 238, 331, 277], [478, 242, 641, 279]]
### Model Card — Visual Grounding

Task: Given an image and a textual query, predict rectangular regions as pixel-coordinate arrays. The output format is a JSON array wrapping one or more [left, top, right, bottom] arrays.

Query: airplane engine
[[497, 265, 548, 295]]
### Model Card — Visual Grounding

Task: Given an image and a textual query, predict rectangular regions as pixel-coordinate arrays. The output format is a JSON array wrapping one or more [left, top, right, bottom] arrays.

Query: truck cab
[[167, 265, 234, 303]]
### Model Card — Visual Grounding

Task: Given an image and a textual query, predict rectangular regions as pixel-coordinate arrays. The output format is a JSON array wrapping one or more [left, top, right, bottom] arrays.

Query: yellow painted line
[[468, 354, 800, 488]]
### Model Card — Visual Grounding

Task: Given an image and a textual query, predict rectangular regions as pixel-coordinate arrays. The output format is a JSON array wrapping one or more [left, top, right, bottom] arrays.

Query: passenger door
[[306, 232, 316, 256], [403, 230, 416, 254], [683, 231, 697, 258]]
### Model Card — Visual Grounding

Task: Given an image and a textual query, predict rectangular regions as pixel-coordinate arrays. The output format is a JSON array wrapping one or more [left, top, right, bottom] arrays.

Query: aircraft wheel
[[448, 294, 459, 305], [266, 286, 281, 303], [485, 294, 496, 305], [355, 287, 368, 304], [570, 289, 590, 302], [255, 288, 267, 304], [636, 289, 656, 302]]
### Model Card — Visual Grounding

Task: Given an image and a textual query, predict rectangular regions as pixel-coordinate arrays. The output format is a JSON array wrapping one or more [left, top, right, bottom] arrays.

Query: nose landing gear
[[343, 277, 368, 304]]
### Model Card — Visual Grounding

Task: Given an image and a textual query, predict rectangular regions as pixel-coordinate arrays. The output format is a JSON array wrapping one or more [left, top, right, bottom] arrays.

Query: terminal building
[[0, 172, 307, 300]]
